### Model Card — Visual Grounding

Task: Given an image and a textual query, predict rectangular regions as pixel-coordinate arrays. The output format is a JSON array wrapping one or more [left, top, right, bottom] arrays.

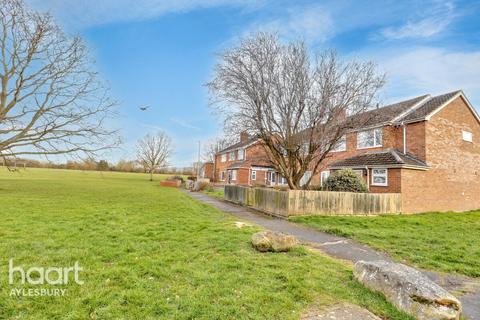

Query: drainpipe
[[402, 122, 407, 154], [365, 166, 370, 190]]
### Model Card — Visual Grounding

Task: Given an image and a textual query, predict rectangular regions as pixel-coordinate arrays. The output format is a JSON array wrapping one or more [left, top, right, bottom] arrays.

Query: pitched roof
[[397, 90, 462, 122], [227, 158, 273, 169], [218, 136, 259, 153], [349, 94, 430, 129], [328, 149, 428, 169]]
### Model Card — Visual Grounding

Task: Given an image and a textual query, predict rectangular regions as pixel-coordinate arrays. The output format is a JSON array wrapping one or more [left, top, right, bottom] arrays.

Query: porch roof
[[328, 149, 428, 170]]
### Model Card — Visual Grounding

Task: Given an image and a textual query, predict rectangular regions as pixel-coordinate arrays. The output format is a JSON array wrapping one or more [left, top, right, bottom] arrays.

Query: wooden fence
[[224, 185, 402, 217]]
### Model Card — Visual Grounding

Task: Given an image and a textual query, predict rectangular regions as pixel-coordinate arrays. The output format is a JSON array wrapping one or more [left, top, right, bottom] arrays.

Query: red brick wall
[[401, 96, 480, 212], [369, 168, 401, 193], [405, 122, 426, 160]]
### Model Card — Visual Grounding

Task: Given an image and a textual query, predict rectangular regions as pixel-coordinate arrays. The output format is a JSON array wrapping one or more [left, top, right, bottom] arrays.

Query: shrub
[[323, 169, 368, 193], [194, 181, 211, 191]]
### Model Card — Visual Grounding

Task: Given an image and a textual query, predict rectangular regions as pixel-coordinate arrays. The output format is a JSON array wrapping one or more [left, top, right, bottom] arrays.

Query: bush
[[323, 169, 368, 193], [194, 181, 211, 191]]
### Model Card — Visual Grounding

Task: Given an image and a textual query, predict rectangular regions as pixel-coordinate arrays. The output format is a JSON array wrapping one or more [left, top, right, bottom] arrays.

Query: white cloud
[[25, 0, 261, 29], [246, 5, 334, 44], [378, 2, 456, 40], [374, 47, 480, 108]]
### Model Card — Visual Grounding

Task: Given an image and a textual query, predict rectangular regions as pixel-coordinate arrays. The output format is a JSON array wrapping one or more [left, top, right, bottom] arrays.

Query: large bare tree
[[0, 0, 118, 161], [202, 137, 234, 163], [136, 131, 172, 181], [208, 33, 385, 189]]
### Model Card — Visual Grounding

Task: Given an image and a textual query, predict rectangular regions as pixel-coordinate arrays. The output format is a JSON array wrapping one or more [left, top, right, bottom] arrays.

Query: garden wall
[[224, 185, 402, 217]]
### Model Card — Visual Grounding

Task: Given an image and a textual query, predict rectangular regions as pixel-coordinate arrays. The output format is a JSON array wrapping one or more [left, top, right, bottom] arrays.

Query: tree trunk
[[150, 170, 153, 181]]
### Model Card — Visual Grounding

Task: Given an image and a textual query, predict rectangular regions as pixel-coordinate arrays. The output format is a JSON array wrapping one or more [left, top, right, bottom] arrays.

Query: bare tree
[[0, 0, 118, 162], [208, 33, 385, 189], [136, 131, 172, 181], [202, 137, 234, 162]]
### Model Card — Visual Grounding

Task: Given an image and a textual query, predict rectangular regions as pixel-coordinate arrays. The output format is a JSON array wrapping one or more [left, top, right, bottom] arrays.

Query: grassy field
[[292, 212, 480, 277], [0, 168, 412, 319], [202, 187, 224, 199]]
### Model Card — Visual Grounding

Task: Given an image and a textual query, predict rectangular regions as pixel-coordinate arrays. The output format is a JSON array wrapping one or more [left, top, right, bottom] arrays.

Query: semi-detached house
[[213, 90, 480, 213]]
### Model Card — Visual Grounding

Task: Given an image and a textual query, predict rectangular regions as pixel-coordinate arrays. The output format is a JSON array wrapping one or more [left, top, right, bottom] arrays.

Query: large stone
[[354, 260, 462, 320], [251, 230, 298, 252]]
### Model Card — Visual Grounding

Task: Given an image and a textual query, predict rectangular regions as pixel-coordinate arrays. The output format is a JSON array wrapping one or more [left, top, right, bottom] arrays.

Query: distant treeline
[[1, 158, 196, 175]]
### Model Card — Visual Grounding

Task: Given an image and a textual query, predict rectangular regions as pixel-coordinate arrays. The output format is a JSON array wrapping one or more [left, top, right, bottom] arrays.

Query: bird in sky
[[139, 105, 150, 111]]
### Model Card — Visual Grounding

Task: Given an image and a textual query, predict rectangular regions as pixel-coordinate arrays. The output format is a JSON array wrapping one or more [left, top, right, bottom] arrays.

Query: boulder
[[354, 260, 462, 320], [251, 230, 298, 252]]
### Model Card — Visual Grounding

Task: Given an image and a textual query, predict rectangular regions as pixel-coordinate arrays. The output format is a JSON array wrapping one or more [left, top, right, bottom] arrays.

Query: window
[[462, 130, 473, 142], [221, 153, 226, 162], [229, 151, 235, 161], [357, 128, 382, 149], [220, 171, 225, 181], [238, 148, 245, 160], [251, 170, 256, 180], [320, 170, 330, 186], [281, 176, 287, 185], [300, 171, 312, 187], [270, 172, 276, 183], [331, 135, 346, 152], [372, 168, 388, 186], [231, 170, 237, 181]]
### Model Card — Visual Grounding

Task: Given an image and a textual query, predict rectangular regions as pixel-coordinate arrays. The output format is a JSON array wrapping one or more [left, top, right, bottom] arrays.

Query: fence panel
[[224, 185, 402, 216]]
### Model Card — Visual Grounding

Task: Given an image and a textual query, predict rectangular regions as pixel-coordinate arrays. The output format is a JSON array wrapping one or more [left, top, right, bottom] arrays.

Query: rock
[[251, 230, 298, 252], [302, 303, 381, 320], [354, 260, 462, 320], [234, 221, 252, 229]]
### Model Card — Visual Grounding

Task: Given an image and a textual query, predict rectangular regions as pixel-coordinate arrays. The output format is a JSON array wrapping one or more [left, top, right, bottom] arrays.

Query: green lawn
[[292, 212, 480, 278], [202, 187, 224, 199], [0, 168, 412, 319]]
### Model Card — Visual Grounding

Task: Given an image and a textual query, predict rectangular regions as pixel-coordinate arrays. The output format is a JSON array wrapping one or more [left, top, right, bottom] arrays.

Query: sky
[[25, 0, 480, 167]]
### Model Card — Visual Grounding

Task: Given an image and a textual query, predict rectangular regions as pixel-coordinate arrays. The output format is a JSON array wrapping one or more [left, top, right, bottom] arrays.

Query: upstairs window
[[238, 148, 244, 160], [221, 153, 226, 162], [462, 130, 473, 142], [357, 128, 382, 149], [229, 151, 235, 161], [331, 135, 346, 152]]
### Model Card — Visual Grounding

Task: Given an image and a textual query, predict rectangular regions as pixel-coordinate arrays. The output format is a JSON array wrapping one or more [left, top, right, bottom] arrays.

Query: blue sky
[[26, 0, 480, 166]]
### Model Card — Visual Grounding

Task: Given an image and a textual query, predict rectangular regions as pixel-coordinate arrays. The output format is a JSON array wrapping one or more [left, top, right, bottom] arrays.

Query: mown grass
[[0, 168, 412, 319], [292, 212, 480, 277], [202, 187, 224, 199]]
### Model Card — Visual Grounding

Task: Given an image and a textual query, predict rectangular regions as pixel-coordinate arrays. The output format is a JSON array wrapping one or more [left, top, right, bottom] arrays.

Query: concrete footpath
[[186, 191, 480, 320]]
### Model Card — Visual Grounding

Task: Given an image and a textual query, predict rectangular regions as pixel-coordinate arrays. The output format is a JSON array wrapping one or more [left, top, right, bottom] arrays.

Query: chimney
[[240, 131, 250, 142]]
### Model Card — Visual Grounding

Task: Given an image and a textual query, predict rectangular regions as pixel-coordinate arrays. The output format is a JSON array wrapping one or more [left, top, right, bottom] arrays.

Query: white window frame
[[231, 170, 237, 181], [237, 148, 244, 160], [221, 153, 226, 162], [229, 151, 235, 161], [331, 135, 346, 152], [357, 128, 383, 149], [251, 170, 256, 180], [462, 130, 473, 142], [371, 168, 388, 186], [320, 170, 330, 186]]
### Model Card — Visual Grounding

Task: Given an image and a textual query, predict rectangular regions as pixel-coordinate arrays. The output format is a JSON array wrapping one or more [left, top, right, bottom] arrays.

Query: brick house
[[213, 132, 289, 187], [214, 90, 480, 213]]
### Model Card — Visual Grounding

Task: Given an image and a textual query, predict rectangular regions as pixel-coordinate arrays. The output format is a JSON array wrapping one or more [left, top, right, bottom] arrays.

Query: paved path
[[186, 191, 480, 320]]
